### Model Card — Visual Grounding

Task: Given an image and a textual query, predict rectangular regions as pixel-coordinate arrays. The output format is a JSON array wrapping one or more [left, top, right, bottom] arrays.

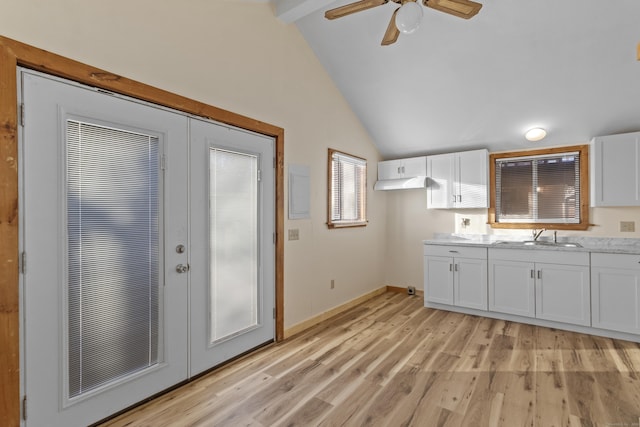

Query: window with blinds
[[328, 149, 367, 228], [66, 120, 161, 399], [490, 145, 589, 229]]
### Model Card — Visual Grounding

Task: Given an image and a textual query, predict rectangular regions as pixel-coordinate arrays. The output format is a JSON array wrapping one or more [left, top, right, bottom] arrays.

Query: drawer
[[591, 252, 640, 270], [424, 244, 487, 259]]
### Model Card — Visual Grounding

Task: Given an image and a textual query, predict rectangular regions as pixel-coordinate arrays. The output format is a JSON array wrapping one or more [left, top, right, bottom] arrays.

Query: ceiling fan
[[325, 0, 482, 46]]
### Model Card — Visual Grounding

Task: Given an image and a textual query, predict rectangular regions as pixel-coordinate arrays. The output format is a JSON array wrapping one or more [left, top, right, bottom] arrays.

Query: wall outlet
[[407, 286, 416, 296], [461, 218, 471, 228], [620, 221, 635, 232], [288, 229, 300, 240], [330, 279, 335, 289]]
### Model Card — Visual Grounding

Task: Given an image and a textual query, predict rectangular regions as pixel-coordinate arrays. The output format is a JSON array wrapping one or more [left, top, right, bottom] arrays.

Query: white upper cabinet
[[457, 150, 489, 208], [375, 156, 427, 190], [426, 153, 454, 208], [427, 149, 488, 209], [591, 131, 640, 206], [377, 156, 427, 180]]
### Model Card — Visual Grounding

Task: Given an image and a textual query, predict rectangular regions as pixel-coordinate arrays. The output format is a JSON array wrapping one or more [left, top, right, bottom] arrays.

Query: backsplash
[[452, 207, 640, 238]]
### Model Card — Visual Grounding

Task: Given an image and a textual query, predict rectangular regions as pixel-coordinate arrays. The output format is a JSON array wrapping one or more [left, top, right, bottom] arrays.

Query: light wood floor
[[101, 292, 640, 427]]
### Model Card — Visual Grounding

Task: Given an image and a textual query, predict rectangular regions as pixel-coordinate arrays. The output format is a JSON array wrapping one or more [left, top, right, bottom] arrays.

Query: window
[[489, 145, 589, 230], [327, 149, 367, 228]]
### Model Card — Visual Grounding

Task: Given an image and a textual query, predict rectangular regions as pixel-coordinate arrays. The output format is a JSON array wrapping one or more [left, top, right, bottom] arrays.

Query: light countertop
[[424, 234, 640, 255]]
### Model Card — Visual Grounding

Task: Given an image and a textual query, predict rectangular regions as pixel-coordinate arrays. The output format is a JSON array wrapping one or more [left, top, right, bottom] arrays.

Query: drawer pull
[[448, 250, 459, 253]]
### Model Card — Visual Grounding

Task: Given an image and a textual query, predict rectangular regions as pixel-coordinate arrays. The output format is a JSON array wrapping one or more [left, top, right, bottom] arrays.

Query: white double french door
[[19, 70, 274, 427]]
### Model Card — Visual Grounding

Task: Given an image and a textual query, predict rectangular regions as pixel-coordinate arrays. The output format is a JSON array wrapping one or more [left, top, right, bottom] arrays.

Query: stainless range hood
[[373, 176, 427, 191]]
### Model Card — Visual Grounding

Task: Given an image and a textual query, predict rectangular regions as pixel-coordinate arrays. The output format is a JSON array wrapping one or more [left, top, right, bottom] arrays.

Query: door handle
[[176, 263, 190, 273]]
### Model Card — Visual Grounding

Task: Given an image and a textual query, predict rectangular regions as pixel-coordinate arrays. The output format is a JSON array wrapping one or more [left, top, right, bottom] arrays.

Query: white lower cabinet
[[455, 257, 488, 310], [488, 249, 591, 327], [424, 245, 487, 310], [592, 253, 640, 334], [536, 263, 590, 326], [424, 243, 640, 341], [488, 259, 535, 317], [424, 255, 454, 305]]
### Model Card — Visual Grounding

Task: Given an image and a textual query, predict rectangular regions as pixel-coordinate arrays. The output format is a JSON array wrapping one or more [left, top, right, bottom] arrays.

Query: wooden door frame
[[0, 35, 285, 427]]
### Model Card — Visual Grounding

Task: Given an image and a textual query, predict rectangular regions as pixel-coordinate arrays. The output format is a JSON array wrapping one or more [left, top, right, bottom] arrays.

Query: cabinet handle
[[448, 250, 459, 253], [537, 270, 542, 279], [530, 269, 534, 278], [452, 195, 457, 203], [402, 166, 405, 174], [458, 195, 462, 202], [449, 264, 453, 272], [454, 264, 459, 272], [397, 166, 401, 174]]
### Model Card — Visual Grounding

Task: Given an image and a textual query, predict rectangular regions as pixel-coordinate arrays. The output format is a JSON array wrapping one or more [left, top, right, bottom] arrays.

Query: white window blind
[[66, 120, 161, 399], [329, 150, 367, 227], [495, 151, 580, 223], [208, 148, 258, 343]]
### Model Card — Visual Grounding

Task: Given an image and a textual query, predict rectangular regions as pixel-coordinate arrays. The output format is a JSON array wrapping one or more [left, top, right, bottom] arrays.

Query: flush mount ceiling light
[[525, 128, 547, 142], [395, 1, 423, 34]]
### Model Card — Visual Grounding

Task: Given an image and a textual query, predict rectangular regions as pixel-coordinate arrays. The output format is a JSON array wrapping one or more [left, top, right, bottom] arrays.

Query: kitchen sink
[[493, 240, 583, 248]]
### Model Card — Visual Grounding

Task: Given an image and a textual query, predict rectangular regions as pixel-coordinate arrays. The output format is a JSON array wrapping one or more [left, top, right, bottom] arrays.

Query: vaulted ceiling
[[273, 0, 640, 158]]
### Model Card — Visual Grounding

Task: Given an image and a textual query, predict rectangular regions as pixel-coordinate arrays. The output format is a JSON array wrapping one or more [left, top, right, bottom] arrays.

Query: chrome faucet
[[532, 228, 546, 241]]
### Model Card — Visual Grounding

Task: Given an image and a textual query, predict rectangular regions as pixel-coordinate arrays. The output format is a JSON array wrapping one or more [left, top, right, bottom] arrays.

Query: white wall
[[384, 186, 640, 291], [1, 0, 387, 329]]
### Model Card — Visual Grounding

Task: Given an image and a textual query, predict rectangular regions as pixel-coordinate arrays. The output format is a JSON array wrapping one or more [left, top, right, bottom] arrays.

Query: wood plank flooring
[[101, 292, 640, 427]]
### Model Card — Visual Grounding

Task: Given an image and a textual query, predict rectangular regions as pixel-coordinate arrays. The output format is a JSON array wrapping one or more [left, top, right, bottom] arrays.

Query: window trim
[[327, 148, 368, 229], [488, 144, 590, 230]]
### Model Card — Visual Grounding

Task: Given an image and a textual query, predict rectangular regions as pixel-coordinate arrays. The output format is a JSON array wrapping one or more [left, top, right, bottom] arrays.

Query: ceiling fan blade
[[423, 0, 482, 19], [325, 0, 389, 20], [381, 8, 400, 46]]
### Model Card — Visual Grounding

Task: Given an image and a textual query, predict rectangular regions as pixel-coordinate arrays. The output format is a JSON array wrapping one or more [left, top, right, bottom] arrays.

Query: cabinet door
[[427, 154, 454, 209], [424, 255, 454, 305], [454, 257, 487, 310], [535, 263, 590, 326], [378, 159, 402, 180], [457, 149, 488, 208], [591, 133, 640, 206], [592, 267, 640, 334], [489, 259, 535, 317], [402, 156, 427, 177]]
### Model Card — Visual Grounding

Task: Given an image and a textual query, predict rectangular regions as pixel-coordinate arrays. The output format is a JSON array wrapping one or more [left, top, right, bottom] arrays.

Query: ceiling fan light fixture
[[395, 1, 423, 34], [525, 127, 547, 142]]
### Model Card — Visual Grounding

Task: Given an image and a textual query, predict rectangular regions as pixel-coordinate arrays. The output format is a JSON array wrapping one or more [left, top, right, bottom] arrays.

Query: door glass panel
[[67, 120, 161, 399], [209, 148, 258, 343]]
